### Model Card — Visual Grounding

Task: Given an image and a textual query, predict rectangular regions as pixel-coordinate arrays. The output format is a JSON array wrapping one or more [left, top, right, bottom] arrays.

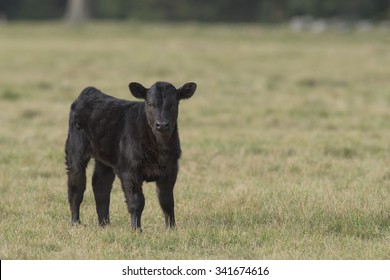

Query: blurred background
[[0, 0, 389, 25], [1, 0, 390, 259]]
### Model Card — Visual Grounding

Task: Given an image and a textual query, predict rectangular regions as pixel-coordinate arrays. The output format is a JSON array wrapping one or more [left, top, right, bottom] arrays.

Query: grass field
[[1, 22, 390, 259]]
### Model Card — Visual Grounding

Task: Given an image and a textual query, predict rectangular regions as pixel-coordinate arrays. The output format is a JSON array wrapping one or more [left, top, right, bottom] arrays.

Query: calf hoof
[[131, 226, 143, 233], [99, 218, 110, 227], [166, 225, 176, 230], [72, 220, 81, 226]]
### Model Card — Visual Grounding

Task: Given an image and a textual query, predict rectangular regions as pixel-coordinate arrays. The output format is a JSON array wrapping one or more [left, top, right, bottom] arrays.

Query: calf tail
[[65, 109, 90, 173]]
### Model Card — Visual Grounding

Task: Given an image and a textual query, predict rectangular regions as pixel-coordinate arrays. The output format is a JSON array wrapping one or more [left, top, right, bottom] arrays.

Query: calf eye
[[147, 102, 158, 109]]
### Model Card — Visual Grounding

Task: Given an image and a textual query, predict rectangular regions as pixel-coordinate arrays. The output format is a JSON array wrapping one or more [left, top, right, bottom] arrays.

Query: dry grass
[[1, 22, 390, 259]]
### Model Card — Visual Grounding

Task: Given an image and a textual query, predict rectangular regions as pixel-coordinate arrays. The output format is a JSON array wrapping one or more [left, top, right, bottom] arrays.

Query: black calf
[[65, 81, 196, 230]]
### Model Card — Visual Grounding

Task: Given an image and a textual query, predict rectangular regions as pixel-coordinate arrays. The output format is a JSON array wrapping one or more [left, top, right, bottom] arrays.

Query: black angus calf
[[65, 81, 196, 230]]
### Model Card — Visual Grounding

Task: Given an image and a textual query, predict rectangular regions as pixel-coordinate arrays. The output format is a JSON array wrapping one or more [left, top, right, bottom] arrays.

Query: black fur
[[65, 81, 196, 230]]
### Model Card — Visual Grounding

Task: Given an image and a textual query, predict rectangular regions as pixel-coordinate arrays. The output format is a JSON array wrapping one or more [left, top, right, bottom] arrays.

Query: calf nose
[[155, 121, 170, 132]]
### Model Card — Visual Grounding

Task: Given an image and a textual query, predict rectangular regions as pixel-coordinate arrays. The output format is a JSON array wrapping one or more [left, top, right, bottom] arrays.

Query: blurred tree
[[64, 0, 90, 23], [95, 0, 129, 19], [0, 0, 389, 22], [0, 0, 21, 19], [0, 0, 66, 20]]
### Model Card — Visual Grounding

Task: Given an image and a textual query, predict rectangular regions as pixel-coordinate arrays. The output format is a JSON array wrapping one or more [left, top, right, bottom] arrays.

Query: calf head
[[129, 81, 197, 138]]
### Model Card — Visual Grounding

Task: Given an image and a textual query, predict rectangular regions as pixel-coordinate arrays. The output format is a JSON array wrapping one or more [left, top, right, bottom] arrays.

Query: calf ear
[[129, 82, 147, 99], [178, 82, 197, 100]]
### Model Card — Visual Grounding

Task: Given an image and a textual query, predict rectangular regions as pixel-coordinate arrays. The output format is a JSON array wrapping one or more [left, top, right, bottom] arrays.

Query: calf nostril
[[156, 122, 170, 131]]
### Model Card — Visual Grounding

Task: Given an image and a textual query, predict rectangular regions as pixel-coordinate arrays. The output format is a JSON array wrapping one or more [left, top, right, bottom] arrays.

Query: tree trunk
[[64, 0, 90, 23]]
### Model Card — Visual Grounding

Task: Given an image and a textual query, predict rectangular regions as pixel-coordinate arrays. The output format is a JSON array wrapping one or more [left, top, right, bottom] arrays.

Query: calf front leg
[[128, 192, 145, 230], [156, 166, 178, 229], [118, 172, 145, 230]]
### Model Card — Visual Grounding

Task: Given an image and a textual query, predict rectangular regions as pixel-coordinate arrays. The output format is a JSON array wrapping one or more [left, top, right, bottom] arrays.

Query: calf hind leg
[[65, 127, 90, 225], [92, 161, 115, 226], [67, 164, 88, 225]]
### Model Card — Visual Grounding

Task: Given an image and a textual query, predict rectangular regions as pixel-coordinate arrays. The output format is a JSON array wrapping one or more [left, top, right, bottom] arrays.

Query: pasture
[[0, 22, 390, 259]]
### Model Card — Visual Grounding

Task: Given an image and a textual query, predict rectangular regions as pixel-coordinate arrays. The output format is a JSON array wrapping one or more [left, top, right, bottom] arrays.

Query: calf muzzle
[[155, 121, 170, 133]]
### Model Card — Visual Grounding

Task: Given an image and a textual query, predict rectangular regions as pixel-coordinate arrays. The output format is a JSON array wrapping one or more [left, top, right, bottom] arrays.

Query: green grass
[[1, 22, 390, 259]]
